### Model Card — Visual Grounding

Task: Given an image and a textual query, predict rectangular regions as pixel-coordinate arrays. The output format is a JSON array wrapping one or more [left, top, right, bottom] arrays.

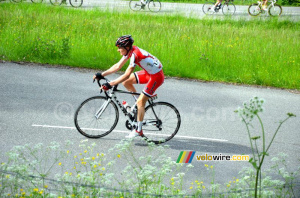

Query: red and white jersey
[[125, 46, 163, 75]]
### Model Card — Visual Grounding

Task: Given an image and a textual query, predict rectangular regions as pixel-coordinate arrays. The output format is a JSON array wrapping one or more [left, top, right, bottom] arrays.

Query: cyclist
[[262, 0, 268, 10], [93, 35, 164, 138]]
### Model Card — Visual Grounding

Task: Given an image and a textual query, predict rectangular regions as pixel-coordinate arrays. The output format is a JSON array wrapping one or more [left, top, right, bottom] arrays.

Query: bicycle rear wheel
[[202, 2, 215, 15], [143, 102, 181, 144], [50, 0, 63, 6], [69, 0, 83, 7], [248, 3, 261, 16], [148, 0, 161, 12], [129, 0, 142, 11], [74, 96, 119, 138], [268, 4, 282, 16], [222, 2, 236, 15]]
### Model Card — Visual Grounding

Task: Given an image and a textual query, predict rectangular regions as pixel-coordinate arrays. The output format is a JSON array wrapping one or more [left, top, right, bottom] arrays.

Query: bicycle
[[74, 78, 181, 144], [203, 0, 236, 15], [248, 0, 282, 16], [50, 0, 83, 8], [129, 0, 161, 12]]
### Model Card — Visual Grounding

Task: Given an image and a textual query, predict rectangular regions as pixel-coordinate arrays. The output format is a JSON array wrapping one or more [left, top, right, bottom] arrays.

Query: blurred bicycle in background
[[129, 0, 161, 12]]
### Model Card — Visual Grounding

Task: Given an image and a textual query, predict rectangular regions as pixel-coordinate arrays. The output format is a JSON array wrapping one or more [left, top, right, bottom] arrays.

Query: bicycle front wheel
[[268, 4, 282, 16], [148, 0, 161, 12], [222, 2, 236, 15], [50, 0, 63, 6], [143, 102, 181, 144], [69, 0, 83, 8], [202, 2, 215, 15], [74, 96, 119, 138], [129, 0, 142, 11], [248, 3, 261, 16]]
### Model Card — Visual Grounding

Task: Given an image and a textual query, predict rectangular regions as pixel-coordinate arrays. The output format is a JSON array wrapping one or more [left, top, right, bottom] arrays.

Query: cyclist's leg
[[137, 70, 164, 132], [122, 70, 148, 92], [214, 0, 223, 7], [123, 70, 150, 93], [122, 73, 138, 93], [136, 93, 149, 132]]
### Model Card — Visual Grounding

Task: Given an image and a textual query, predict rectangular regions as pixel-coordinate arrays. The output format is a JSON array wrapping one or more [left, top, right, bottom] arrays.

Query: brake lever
[[98, 80, 103, 94]]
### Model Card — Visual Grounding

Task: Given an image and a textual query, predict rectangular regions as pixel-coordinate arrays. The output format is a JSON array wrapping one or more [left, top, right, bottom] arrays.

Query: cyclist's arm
[[110, 66, 135, 86], [102, 56, 128, 77]]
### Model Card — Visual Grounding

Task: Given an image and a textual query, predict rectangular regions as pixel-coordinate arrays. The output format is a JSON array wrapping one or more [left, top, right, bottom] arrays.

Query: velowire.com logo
[[176, 151, 249, 163], [176, 151, 196, 163]]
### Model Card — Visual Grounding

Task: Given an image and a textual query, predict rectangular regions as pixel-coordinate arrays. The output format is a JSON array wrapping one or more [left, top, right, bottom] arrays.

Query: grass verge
[[0, 3, 299, 89]]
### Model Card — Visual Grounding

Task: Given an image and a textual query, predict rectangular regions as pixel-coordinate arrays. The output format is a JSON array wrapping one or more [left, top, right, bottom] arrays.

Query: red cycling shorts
[[134, 70, 164, 97]]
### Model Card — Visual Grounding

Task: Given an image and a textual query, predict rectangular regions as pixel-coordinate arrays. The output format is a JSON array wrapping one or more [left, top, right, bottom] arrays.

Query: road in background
[[2, 0, 299, 20], [80, 0, 300, 20]]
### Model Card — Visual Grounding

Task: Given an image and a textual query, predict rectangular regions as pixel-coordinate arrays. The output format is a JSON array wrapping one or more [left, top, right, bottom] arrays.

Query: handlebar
[[93, 77, 106, 94], [93, 77, 119, 94]]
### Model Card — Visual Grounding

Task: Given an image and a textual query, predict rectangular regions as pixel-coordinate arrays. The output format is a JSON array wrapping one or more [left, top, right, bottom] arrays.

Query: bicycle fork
[[95, 99, 111, 119]]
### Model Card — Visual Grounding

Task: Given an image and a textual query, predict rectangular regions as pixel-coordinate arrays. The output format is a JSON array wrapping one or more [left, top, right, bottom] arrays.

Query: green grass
[[0, 3, 299, 89]]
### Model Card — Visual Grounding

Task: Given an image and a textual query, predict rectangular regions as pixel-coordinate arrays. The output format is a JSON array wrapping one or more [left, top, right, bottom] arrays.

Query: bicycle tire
[[69, 0, 83, 8], [222, 2, 236, 15], [268, 4, 282, 16], [50, 0, 63, 6], [129, 0, 142, 11], [143, 102, 181, 144], [74, 96, 119, 138], [31, 0, 43, 3], [202, 2, 216, 15], [248, 3, 261, 16], [148, 0, 161, 12]]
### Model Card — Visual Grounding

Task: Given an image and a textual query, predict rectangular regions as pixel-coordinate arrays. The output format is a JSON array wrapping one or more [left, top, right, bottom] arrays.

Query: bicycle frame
[[257, 0, 277, 9], [267, 0, 277, 9], [96, 83, 159, 128]]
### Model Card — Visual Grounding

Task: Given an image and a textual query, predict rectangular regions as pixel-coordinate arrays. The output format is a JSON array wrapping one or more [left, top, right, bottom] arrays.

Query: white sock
[[137, 121, 143, 132]]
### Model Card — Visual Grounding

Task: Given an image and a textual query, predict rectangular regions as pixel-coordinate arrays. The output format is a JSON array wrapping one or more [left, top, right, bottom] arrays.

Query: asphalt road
[[1, 62, 300, 195]]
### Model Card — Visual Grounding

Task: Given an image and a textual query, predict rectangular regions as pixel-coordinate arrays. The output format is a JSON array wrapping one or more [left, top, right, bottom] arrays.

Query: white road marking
[[32, 124, 228, 142]]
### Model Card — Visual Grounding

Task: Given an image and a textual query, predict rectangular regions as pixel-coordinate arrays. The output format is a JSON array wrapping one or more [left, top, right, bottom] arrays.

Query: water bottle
[[122, 101, 131, 113]]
